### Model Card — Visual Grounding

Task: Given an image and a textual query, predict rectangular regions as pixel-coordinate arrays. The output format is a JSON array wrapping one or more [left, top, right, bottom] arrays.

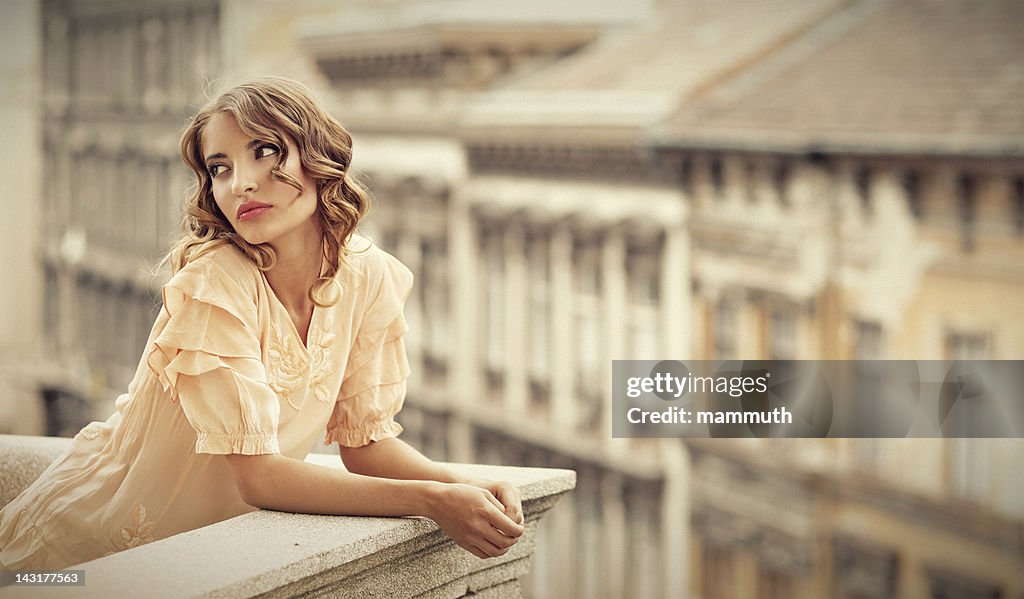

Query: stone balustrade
[[0, 434, 575, 598]]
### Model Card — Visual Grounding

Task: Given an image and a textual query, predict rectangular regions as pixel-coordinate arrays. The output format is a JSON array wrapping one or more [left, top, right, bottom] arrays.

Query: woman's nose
[[230, 167, 258, 196]]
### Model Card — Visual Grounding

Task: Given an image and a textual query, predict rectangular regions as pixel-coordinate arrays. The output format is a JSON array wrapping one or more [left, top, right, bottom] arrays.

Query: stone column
[[549, 223, 575, 428], [447, 193, 479, 463], [660, 439, 691, 597], [503, 219, 529, 414], [601, 471, 628, 599], [575, 466, 601, 599], [0, 0, 42, 353], [601, 225, 626, 444]]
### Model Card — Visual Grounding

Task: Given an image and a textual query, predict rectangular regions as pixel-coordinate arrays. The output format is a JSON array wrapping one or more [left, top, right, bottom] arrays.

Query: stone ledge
[[0, 434, 70, 508], [0, 435, 575, 598]]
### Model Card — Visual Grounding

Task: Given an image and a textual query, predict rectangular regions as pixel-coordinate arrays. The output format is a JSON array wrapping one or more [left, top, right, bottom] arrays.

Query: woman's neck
[[263, 221, 324, 313]]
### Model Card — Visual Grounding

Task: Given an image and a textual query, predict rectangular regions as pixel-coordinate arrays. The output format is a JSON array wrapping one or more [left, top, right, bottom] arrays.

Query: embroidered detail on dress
[[308, 315, 336, 403], [107, 504, 156, 554], [266, 321, 309, 410]]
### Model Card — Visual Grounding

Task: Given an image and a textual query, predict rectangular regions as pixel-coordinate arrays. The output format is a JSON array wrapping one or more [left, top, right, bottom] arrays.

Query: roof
[[654, 0, 1024, 156], [459, 0, 846, 139]]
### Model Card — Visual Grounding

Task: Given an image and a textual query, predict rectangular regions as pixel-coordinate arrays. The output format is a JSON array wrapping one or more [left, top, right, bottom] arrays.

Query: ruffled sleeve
[[147, 251, 281, 455], [325, 249, 414, 447]]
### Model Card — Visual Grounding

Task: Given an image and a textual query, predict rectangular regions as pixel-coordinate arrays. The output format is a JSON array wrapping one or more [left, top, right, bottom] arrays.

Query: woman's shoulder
[[166, 242, 263, 299], [341, 234, 413, 298]]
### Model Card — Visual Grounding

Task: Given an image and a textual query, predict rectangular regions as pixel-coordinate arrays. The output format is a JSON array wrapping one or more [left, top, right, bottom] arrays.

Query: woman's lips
[[237, 202, 272, 221]]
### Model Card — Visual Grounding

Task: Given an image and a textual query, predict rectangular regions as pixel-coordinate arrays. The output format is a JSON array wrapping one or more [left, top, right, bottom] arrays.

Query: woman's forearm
[[339, 437, 480, 485], [226, 452, 525, 560], [335, 439, 524, 526], [228, 453, 443, 517]]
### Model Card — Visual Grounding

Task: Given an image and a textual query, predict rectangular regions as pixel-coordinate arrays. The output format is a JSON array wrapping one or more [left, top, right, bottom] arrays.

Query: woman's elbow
[[224, 453, 276, 507], [338, 442, 378, 476]]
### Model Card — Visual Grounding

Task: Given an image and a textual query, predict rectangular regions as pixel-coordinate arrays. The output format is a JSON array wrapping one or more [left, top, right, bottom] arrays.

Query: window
[[768, 307, 797, 359], [626, 247, 660, 359], [714, 298, 738, 360], [945, 331, 990, 360], [854, 320, 883, 360], [482, 227, 505, 379], [526, 229, 549, 383], [759, 568, 792, 599], [710, 158, 725, 200], [1014, 177, 1023, 235], [421, 238, 450, 369], [949, 438, 989, 503], [902, 170, 922, 219], [702, 545, 735, 599], [855, 167, 872, 214], [957, 174, 975, 252], [852, 320, 885, 444], [573, 239, 601, 398], [773, 162, 790, 207]]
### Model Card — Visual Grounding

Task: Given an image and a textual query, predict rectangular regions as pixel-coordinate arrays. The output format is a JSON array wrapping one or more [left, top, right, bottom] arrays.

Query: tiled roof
[[655, 0, 1024, 155]]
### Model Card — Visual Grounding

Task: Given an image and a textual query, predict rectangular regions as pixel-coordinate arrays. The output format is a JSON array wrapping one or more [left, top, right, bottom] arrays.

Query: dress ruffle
[[325, 251, 413, 448], [146, 255, 281, 455]]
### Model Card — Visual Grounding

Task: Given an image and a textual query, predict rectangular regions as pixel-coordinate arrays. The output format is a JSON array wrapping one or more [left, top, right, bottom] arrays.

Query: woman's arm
[[339, 438, 524, 524], [224, 453, 523, 559]]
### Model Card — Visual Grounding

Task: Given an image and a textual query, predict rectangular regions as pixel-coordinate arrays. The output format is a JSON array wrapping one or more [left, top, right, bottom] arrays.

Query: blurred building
[[23, 0, 335, 435], [0, 0, 46, 435], [4, 0, 1023, 598], [302, 0, 1024, 597]]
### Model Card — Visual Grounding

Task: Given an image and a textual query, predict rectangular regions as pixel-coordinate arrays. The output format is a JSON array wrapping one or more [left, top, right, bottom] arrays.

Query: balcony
[[0, 434, 575, 598]]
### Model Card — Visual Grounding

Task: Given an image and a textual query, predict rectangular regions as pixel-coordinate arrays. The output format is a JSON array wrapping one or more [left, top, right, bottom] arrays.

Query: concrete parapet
[[0, 434, 575, 598]]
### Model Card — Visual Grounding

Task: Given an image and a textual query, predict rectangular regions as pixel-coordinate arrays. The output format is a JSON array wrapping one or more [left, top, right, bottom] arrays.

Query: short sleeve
[[325, 249, 413, 447], [147, 252, 281, 455]]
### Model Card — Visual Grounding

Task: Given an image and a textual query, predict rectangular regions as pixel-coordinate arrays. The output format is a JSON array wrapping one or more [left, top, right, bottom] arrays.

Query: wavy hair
[[170, 76, 370, 307]]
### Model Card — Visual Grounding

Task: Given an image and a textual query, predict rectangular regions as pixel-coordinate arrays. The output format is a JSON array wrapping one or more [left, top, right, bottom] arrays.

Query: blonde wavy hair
[[169, 76, 370, 307]]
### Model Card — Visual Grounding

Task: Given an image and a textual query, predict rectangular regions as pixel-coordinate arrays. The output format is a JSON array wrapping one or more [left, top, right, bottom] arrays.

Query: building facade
[[8, 0, 1024, 597], [304, 1, 1024, 597]]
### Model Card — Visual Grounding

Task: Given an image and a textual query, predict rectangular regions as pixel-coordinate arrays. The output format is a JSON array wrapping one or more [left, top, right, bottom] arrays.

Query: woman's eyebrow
[[204, 140, 266, 163]]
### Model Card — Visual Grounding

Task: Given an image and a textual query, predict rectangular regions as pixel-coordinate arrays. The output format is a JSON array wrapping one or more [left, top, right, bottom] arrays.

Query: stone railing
[[0, 434, 575, 598]]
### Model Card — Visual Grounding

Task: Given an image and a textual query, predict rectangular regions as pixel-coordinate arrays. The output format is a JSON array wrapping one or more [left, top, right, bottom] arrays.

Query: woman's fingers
[[484, 491, 505, 513], [481, 500, 524, 538], [489, 481, 525, 525], [465, 541, 490, 559], [433, 483, 526, 559]]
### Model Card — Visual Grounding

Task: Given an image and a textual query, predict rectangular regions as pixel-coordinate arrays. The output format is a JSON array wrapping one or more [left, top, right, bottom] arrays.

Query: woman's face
[[201, 111, 320, 250]]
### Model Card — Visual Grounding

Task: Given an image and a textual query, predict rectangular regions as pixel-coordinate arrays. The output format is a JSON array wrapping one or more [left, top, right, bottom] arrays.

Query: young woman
[[0, 77, 523, 570]]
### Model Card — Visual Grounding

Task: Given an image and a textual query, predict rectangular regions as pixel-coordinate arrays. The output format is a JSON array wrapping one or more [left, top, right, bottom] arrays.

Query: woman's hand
[[426, 483, 525, 559], [473, 480, 524, 525]]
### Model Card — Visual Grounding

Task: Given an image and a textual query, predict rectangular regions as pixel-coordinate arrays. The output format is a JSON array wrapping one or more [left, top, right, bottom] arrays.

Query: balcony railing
[[0, 434, 575, 598]]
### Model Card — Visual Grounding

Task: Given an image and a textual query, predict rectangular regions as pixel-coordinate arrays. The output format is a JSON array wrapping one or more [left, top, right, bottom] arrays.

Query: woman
[[0, 77, 523, 570]]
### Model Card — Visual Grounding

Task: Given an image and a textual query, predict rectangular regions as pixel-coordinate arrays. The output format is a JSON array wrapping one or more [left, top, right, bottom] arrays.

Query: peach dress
[[0, 236, 412, 570]]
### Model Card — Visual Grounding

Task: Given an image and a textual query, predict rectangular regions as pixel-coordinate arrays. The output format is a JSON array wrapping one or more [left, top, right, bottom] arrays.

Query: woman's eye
[[208, 164, 227, 177], [255, 144, 279, 159]]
